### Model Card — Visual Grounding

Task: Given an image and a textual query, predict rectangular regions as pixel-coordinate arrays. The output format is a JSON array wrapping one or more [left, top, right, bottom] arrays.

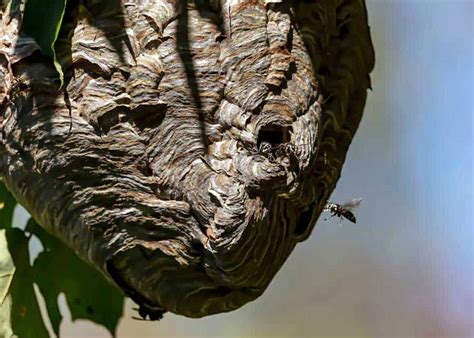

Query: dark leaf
[[21, 0, 67, 85], [27, 220, 124, 337], [6, 228, 50, 338]]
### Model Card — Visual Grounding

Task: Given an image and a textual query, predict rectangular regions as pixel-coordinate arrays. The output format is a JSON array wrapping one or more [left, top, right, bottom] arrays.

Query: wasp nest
[[0, 0, 374, 318]]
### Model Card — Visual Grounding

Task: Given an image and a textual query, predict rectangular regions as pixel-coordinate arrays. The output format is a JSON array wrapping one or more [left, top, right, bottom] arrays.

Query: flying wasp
[[323, 198, 362, 224]]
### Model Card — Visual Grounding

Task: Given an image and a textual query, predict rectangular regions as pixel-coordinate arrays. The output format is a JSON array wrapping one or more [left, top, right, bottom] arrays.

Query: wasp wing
[[341, 198, 362, 210]]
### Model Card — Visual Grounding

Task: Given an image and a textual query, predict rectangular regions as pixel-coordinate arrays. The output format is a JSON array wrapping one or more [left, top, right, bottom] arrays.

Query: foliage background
[[8, 0, 473, 337]]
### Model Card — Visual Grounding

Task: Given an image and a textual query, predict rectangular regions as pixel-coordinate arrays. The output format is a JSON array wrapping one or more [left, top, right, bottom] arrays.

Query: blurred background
[[12, 0, 473, 337]]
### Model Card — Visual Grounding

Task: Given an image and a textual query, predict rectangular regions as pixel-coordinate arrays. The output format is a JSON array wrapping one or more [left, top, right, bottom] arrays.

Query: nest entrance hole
[[257, 125, 292, 148]]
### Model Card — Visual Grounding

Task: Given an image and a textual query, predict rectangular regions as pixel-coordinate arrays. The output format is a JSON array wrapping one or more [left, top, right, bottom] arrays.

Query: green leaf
[[0, 230, 15, 338], [21, 0, 67, 86], [6, 228, 50, 338], [0, 294, 14, 338], [0, 183, 16, 229], [27, 220, 124, 337]]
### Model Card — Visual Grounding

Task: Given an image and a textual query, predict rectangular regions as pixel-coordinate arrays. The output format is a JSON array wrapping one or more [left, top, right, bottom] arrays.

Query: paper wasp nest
[[0, 0, 374, 317]]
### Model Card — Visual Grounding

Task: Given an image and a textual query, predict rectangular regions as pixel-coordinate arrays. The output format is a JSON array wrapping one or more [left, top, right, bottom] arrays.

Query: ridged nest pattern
[[0, 0, 374, 318]]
